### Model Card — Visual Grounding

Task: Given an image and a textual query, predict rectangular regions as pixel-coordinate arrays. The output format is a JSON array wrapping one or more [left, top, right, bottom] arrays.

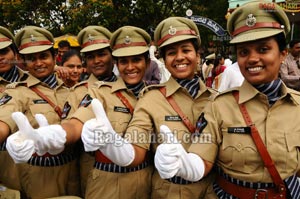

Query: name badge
[[228, 127, 251, 134], [33, 99, 48, 104], [114, 106, 130, 113], [165, 115, 182, 121]]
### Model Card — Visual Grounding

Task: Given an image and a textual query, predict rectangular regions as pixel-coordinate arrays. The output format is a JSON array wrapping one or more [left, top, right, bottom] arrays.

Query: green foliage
[[0, 0, 229, 49]]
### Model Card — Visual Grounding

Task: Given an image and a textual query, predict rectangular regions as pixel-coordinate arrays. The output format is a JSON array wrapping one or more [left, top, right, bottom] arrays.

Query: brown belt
[[216, 175, 286, 199], [95, 150, 112, 163]]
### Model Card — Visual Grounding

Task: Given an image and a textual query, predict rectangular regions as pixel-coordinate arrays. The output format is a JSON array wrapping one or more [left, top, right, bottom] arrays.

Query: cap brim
[[230, 29, 284, 44], [159, 35, 198, 48], [112, 46, 149, 57], [0, 41, 12, 50], [19, 45, 53, 54], [80, 43, 110, 53]]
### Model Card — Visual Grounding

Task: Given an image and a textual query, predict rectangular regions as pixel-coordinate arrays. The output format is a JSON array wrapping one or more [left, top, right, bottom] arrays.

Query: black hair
[[273, 33, 287, 52], [61, 49, 82, 65], [289, 39, 300, 48], [58, 40, 71, 48], [9, 43, 18, 54], [159, 38, 200, 60], [213, 52, 225, 67]]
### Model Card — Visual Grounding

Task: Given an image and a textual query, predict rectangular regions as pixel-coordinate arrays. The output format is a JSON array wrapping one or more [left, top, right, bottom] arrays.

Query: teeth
[[175, 64, 187, 68], [248, 66, 263, 72]]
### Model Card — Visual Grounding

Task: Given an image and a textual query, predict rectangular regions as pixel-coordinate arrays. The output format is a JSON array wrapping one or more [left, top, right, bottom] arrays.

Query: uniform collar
[[238, 80, 300, 105], [25, 73, 63, 88], [164, 76, 213, 98]]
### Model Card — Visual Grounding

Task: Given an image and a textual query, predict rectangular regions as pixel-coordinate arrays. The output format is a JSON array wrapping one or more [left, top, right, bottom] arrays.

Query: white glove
[[154, 125, 205, 182], [81, 99, 135, 166], [32, 114, 66, 155], [6, 112, 40, 163], [7, 112, 66, 161]]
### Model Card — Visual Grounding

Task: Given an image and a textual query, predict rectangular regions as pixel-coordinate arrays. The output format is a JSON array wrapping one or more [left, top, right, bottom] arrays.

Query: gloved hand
[[6, 112, 40, 163], [33, 114, 66, 155], [81, 99, 135, 166], [6, 112, 66, 163], [154, 125, 205, 182]]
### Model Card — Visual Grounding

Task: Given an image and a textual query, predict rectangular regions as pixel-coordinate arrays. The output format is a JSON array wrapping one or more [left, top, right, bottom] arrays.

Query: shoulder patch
[[138, 84, 165, 98], [0, 95, 12, 106], [78, 94, 93, 108], [61, 101, 71, 119], [194, 112, 207, 137], [92, 81, 113, 89], [5, 82, 26, 89]]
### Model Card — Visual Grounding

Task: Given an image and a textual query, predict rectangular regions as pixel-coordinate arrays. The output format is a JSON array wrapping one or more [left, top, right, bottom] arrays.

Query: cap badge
[[124, 36, 131, 44], [168, 26, 177, 35], [88, 34, 95, 42], [246, 14, 256, 27], [30, 34, 36, 42]]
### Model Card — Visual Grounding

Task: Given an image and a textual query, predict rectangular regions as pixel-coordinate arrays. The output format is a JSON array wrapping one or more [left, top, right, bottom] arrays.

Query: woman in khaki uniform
[[81, 17, 216, 199], [0, 26, 28, 197], [1, 26, 80, 198], [10, 26, 154, 198], [156, 1, 300, 198], [77, 25, 154, 199], [63, 25, 117, 197]]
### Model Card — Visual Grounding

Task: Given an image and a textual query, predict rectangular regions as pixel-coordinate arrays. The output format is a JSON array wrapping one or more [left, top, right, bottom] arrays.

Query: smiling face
[[163, 40, 199, 80], [0, 46, 15, 73], [24, 50, 55, 78], [84, 48, 113, 78], [63, 55, 83, 84], [117, 54, 148, 85], [236, 37, 287, 85]]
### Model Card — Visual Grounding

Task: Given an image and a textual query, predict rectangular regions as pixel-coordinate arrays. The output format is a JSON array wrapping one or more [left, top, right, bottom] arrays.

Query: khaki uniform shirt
[[0, 74, 69, 132], [189, 80, 300, 182], [71, 78, 136, 133], [63, 74, 102, 120], [124, 77, 216, 199], [0, 67, 27, 96], [125, 76, 215, 151]]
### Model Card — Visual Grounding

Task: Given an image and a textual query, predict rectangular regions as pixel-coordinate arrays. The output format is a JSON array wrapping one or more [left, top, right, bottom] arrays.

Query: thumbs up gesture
[[81, 98, 114, 152], [6, 112, 42, 163], [154, 125, 205, 182], [81, 99, 134, 166], [6, 112, 66, 163]]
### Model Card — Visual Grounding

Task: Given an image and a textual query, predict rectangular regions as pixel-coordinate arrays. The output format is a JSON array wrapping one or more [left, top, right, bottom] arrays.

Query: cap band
[[113, 42, 147, 50], [19, 41, 52, 51], [157, 30, 197, 46], [82, 39, 110, 48], [232, 22, 283, 36], [0, 38, 11, 42]]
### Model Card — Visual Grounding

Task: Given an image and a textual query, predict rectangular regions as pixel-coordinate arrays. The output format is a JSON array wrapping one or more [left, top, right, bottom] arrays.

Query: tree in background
[[0, 0, 228, 47]]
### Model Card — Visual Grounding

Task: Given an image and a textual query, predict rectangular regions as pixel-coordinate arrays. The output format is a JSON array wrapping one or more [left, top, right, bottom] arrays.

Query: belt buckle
[[255, 189, 268, 199]]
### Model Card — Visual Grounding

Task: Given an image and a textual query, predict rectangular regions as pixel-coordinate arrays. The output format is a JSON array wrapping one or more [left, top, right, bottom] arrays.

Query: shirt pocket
[[29, 103, 59, 125], [219, 129, 259, 173], [108, 112, 131, 135], [284, 132, 300, 171]]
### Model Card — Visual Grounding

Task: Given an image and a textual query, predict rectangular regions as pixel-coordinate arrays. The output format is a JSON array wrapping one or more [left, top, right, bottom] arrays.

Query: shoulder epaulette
[[92, 81, 113, 89], [139, 84, 165, 98], [5, 81, 27, 89]]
